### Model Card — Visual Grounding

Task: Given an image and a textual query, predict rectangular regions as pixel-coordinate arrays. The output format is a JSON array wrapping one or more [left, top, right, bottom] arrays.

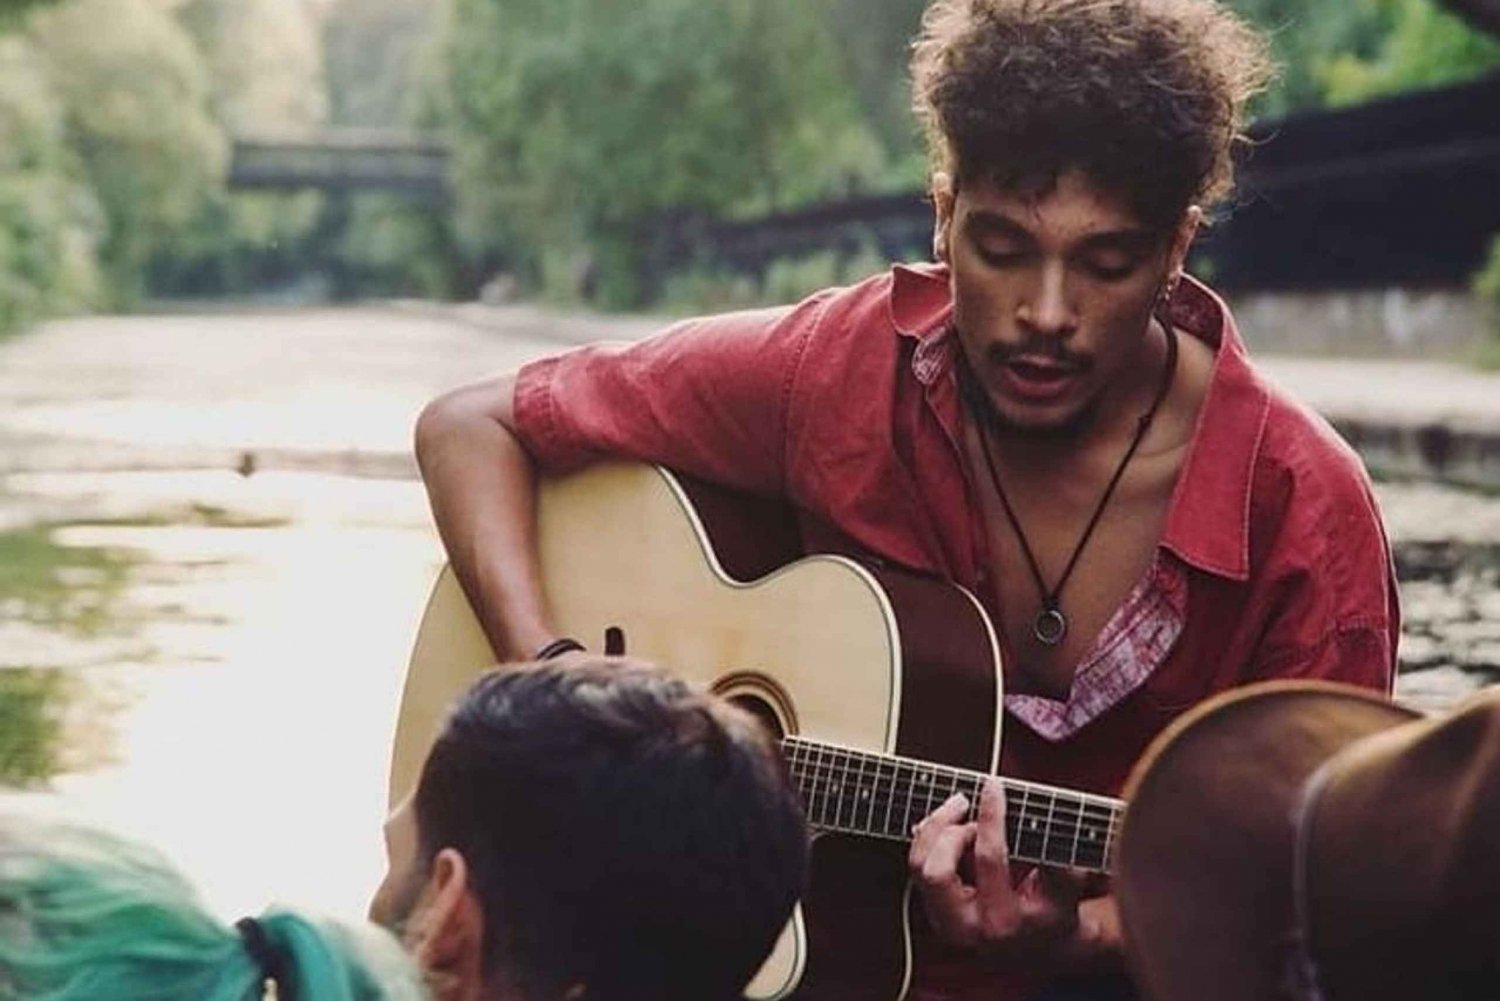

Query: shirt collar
[[887, 262, 1268, 582], [1158, 277, 1269, 581], [889, 262, 953, 344]]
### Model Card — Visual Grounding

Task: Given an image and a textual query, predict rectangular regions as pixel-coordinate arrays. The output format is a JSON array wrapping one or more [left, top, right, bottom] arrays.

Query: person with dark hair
[[367, 660, 807, 1001], [411, 1, 1399, 997], [0, 818, 426, 1001]]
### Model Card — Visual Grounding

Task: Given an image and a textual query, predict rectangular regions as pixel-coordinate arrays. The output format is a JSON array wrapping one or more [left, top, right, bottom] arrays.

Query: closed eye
[[1082, 257, 1140, 281], [975, 243, 1030, 268]]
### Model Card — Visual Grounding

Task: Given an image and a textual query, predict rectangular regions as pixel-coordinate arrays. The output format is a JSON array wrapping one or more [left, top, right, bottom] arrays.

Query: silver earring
[[1159, 274, 1180, 309]]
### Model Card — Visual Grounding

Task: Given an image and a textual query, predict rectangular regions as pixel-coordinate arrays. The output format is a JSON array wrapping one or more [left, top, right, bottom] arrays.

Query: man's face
[[934, 169, 1190, 437], [370, 795, 497, 1001], [369, 795, 425, 939]]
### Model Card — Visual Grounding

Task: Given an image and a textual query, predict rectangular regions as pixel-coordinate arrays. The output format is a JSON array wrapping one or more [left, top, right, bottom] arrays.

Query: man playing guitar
[[412, 1, 1399, 997]]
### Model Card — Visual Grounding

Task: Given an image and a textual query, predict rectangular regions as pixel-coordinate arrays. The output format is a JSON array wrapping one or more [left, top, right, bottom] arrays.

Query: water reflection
[[2, 469, 444, 923]]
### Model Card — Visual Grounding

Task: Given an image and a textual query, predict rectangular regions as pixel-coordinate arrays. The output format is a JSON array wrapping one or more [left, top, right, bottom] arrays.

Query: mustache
[[984, 340, 1091, 373]]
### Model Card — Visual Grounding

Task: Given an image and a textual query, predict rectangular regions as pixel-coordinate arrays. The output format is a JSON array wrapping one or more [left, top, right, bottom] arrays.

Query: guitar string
[[783, 753, 1122, 827], [786, 764, 1120, 825], [783, 754, 1120, 864], [782, 740, 1123, 826], [781, 736, 1125, 811], [786, 767, 1116, 833], [781, 754, 1113, 864], [783, 741, 1121, 869]]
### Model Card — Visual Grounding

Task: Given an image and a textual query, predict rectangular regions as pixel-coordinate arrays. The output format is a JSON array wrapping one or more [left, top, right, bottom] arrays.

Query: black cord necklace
[[962, 318, 1179, 647]]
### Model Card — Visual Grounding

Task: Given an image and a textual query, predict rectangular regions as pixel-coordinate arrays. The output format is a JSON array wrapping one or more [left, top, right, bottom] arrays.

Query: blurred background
[[0, 0, 1498, 923]]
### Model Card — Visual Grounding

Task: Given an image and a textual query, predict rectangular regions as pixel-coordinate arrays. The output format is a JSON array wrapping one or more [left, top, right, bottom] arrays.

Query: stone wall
[[1227, 287, 1488, 359]]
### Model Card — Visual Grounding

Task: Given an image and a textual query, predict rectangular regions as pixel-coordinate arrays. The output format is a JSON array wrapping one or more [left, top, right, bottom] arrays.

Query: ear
[[411, 849, 487, 1001], [930, 171, 955, 263], [1166, 205, 1203, 279]]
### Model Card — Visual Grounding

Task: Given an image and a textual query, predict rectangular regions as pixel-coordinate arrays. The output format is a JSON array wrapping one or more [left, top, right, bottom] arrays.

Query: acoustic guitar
[[389, 462, 1124, 1001]]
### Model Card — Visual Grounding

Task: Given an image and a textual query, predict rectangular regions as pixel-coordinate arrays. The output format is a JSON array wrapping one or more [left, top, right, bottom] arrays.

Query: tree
[[1223, 0, 1397, 115], [436, 0, 884, 304], [1319, 0, 1500, 106], [323, 0, 435, 127], [813, 0, 929, 179], [28, 0, 224, 305], [160, 0, 330, 299], [180, 0, 329, 135], [0, 33, 101, 334], [0, 0, 55, 32]]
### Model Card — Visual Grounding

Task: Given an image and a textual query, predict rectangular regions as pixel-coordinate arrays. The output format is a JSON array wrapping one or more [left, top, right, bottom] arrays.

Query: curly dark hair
[[911, 0, 1274, 229]]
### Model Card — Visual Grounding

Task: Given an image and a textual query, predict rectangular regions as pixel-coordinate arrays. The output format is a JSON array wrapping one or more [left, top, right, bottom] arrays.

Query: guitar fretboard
[[782, 735, 1122, 873]]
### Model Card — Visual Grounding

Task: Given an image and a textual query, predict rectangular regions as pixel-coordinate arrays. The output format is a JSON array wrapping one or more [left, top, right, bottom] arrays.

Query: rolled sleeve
[[1258, 622, 1396, 695], [511, 296, 826, 495]]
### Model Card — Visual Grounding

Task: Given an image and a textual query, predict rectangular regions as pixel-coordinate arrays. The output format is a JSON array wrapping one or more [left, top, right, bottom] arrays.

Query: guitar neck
[[782, 735, 1122, 874]]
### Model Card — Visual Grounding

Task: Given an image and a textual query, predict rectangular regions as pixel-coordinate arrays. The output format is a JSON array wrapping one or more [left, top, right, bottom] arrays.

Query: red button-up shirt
[[513, 263, 1398, 997]]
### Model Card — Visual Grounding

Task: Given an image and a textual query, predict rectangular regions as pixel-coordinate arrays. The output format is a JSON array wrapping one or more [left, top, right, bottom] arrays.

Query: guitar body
[[391, 462, 1005, 1001]]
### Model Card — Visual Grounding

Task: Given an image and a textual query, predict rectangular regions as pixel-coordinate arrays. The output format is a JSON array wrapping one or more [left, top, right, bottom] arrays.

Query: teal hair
[[0, 819, 426, 1001]]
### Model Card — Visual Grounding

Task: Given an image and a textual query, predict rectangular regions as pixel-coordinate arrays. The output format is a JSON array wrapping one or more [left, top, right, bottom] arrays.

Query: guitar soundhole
[[733, 695, 786, 742], [713, 672, 796, 742]]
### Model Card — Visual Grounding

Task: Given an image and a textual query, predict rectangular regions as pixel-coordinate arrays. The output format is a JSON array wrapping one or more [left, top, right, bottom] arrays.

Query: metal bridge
[[228, 129, 450, 200]]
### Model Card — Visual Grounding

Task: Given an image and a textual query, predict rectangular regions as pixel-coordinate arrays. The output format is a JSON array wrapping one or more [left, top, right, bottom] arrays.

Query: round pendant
[[1033, 607, 1068, 646]]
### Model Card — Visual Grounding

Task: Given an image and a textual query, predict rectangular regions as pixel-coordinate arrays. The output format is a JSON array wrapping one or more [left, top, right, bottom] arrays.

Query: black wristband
[[535, 637, 586, 661]]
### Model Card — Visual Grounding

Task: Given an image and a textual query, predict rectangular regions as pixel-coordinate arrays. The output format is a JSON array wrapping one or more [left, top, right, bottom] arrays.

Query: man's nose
[[1017, 263, 1077, 337]]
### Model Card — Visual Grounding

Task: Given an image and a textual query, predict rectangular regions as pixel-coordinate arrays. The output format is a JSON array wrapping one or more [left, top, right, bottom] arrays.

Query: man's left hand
[[908, 777, 1122, 970]]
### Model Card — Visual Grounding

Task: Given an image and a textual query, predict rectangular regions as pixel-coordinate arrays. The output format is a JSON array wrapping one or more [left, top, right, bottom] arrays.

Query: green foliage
[[1225, 0, 1500, 115], [147, 189, 326, 299], [145, 0, 330, 300], [661, 241, 890, 315], [0, 35, 101, 336], [813, 0, 928, 179], [339, 193, 463, 299], [28, 0, 225, 307], [0, 0, 55, 32], [0, 525, 133, 637], [1474, 235, 1500, 370], [1225, 0, 1398, 115], [437, 0, 886, 306], [324, 0, 434, 127], [0, 521, 133, 785], [1320, 0, 1500, 106], [180, 0, 328, 134], [0, 668, 70, 785]]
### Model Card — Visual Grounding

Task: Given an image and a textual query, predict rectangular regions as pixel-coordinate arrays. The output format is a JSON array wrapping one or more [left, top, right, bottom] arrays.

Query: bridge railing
[[228, 129, 450, 200]]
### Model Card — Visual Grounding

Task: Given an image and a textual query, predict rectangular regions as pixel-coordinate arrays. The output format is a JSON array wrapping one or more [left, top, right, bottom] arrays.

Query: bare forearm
[[414, 381, 555, 661]]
